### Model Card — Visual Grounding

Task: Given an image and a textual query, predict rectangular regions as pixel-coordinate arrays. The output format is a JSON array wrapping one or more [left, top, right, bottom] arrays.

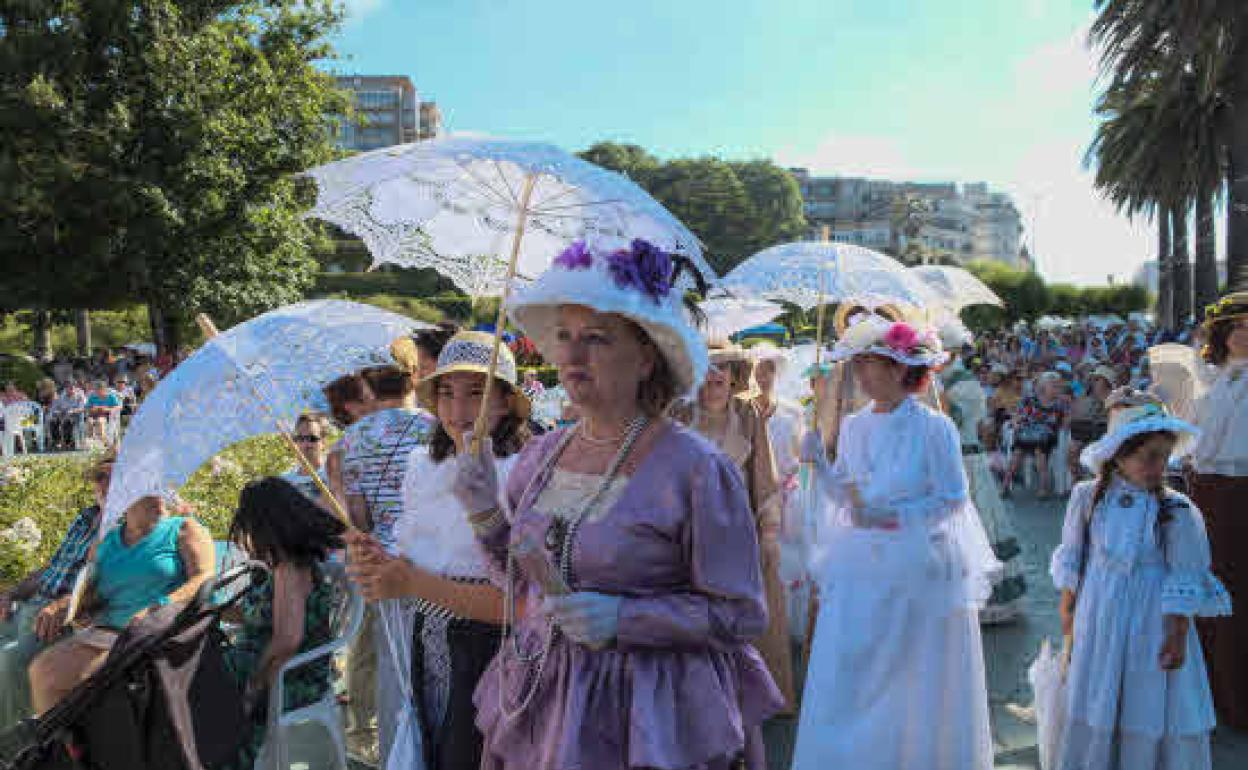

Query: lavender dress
[[473, 423, 784, 770]]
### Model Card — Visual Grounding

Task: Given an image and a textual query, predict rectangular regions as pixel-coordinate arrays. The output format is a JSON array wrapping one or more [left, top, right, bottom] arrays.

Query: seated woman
[[27, 494, 216, 714], [222, 477, 346, 770]]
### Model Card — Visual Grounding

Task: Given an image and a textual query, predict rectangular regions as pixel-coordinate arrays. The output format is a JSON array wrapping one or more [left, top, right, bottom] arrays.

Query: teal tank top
[[95, 516, 188, 629]]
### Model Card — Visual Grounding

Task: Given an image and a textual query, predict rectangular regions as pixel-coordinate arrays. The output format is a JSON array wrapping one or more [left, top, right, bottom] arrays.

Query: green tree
[[728, 160, 807, 257], [0, 1, 348, 351], [1090, 0, 1247, 303], [643, 157, 752, 274], [578, 142, 661, 185]]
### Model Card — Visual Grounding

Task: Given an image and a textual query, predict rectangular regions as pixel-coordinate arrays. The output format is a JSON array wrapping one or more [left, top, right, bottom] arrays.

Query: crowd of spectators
[[0, 346, 185, 454]]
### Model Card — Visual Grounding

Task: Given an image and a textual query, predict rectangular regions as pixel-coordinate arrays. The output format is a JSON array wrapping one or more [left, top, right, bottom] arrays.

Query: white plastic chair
[[258, 561, 364, 770], [103, 408, 122, 446], [2, 401, 44, 454]]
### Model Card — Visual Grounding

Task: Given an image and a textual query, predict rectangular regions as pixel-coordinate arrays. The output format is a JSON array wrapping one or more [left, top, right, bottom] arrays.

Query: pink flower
[[883, 322, 919, 353]]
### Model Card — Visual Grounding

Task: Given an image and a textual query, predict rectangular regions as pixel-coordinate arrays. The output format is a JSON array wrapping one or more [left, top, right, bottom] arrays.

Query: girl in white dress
[[1052, 389, 1230, 770], [794, 316, 999, 770]]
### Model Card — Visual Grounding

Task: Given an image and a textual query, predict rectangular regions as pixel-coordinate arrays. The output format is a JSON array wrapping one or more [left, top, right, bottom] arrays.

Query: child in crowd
[[1051, 390, 1229, 770]]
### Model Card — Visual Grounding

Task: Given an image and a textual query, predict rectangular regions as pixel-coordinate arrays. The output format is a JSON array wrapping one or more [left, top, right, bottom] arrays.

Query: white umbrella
[[911, 265, 1003, 310], [307, 134, 713, 297], [1036, 315, 1073, 331], [122, 341, 157, 357], [308, 134, 714, 442], [1028, 637, 1071, 770], [103, 300, 429, 529], [697, 294, 785, 340], [721, 242, 933, 311]]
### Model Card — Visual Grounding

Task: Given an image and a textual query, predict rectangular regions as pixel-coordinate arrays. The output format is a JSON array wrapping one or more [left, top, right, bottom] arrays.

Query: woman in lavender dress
[[452, 238, 784, 770]]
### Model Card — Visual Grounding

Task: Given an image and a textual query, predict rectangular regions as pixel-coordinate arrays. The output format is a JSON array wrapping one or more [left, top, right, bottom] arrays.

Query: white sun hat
[[1080, 388, 1199, 474], [508, 237, 709, 394], [828, 314, 949, 368]]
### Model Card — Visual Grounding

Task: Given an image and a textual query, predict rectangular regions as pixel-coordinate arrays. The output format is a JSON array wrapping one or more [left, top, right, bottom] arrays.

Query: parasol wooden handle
[[471, 172, 538, 454], [195, 313, 355, 530]]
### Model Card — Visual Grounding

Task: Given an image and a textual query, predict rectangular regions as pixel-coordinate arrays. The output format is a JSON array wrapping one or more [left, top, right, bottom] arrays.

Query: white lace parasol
[[696, 293, 785, 340], [307, 134, 713, 296], [103, 300, 429, 530], [720, 242, 933, 311], [911, 265, 1003, 311]]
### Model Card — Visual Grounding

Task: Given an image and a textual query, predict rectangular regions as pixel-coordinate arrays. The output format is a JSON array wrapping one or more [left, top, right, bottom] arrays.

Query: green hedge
[[0, 435, 306, 589], [312, 268, 452, 298], [0, 357, 44, 395]]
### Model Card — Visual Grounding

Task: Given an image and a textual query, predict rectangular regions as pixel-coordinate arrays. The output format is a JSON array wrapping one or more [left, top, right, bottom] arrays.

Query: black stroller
[[0, 562, 265, 770]]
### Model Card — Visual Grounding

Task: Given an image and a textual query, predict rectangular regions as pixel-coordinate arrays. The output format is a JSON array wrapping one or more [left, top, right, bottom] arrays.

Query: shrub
[[0, 456, 95, 586], [0, 356, 43, 395]]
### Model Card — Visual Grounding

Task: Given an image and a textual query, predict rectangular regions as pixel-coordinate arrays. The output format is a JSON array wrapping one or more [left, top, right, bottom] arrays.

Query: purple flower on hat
[[608, 239, 672, 303], [554, 240, 593, 270]]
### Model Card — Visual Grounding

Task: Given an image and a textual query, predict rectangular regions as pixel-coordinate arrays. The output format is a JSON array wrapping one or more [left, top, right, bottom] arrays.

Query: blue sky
[[335, 0, 1168, 287]]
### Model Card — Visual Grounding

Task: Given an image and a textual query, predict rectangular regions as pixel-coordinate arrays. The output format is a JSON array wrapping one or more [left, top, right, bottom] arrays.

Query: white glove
[[543, 591, 622, 649], [800, 429, 841, 494], [452, 433, 499, 517], [800, 429, 829, 467]]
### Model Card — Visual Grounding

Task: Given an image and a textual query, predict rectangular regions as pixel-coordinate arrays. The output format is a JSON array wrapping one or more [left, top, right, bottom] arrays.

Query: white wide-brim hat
[[508, 238, 708, 394], [829, 314, 949, 368], [1080, 395, 1199, 474]]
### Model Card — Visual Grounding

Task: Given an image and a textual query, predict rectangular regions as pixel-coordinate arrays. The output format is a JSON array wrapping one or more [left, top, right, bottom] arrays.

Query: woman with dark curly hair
[[1188, 290, 1248, 729], [221, 477, 345, 770]]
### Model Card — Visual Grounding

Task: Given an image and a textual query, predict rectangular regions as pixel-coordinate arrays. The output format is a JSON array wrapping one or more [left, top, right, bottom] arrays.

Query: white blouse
[[828, 396, 968, 528], [812, 396, 1000, 611], [1190, 362, 1248, 476], [396, 448, 517, 579], [764, 398, 805, 479]]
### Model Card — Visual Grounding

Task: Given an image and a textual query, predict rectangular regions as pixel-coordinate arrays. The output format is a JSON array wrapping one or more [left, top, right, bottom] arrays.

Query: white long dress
[[1051, 479, 1231, 770], [763, 397, 812, 641], [792, 396, 998, 770]]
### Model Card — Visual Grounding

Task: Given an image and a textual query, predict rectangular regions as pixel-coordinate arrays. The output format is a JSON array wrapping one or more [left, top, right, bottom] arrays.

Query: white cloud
[[342, 0, 384, 22], [774, 134, 924, 180], [778, 20, 1157, 287]]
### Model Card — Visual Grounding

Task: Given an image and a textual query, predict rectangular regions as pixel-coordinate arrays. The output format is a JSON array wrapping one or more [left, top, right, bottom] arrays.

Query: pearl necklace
[[498, 413, 650, 720]]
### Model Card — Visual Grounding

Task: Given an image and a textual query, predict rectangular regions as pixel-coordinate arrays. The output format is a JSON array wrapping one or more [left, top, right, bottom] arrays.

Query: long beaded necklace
[[498, 413, 650, 720]]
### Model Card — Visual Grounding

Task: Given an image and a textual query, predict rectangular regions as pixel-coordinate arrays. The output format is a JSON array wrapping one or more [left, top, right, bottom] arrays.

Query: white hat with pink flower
[[829, 314, 949, 368]]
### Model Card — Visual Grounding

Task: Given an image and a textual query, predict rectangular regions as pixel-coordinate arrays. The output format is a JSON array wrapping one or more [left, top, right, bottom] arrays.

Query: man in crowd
[[0, 452, 112, 725]]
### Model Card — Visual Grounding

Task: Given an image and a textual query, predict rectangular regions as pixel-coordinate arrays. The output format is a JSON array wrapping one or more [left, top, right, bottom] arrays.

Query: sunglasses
[[294, 434, 323, 444]]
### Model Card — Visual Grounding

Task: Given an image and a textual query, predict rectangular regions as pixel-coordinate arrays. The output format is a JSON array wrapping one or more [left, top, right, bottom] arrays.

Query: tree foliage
[[0, 0, 349, 347], [578, 142, 807, 275], [960, 260, 1149, 330]]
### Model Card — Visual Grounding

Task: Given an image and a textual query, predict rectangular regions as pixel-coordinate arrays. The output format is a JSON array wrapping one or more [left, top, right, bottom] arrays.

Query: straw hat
[[708, 342, 751, 366], [829, 314, 948, 368], [1201, 290, 1248, 330], [508, 237, 708, 394], [414, 331, 531, 420], [1080, 388, 1198, 474], [832, 301, 906, 336]]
